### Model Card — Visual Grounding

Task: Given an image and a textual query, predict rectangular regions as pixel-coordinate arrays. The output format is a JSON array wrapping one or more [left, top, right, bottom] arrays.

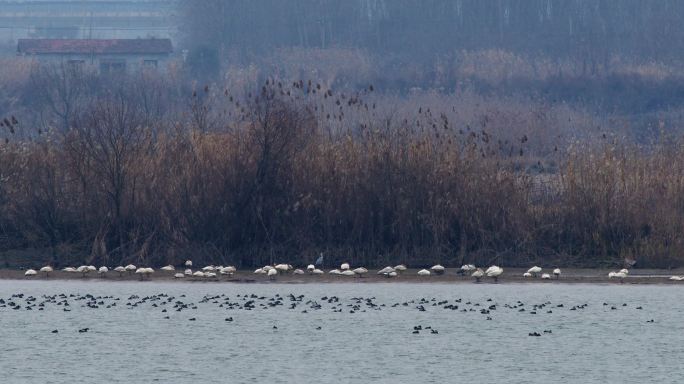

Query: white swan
[[394, 264, 407, 272], [523, 272, 532, 278], [98, 266, 108, 277], [485, 266, 504, 282], [76, 265, 90, 277], [220, 266, 236, 275], [124, 264, 136, 275], [472, 268, 484, 282], [352, 267, 368, 276], [254, 268, 266, 274], [307, 264, 315, 273], [174, 273, 185, 279], [312, 268, 324, 275], [114, 266, 125, 276], [202, 266, 215, 272], [378, 266, 394, 274], [609, 271, 627, 282], [185, 260, 193, 267], [527, 266, 542, 277], [341, 270, 356, 277], [267, 268, 278, 279], [275, 264, 290, 273], [25, 269, 37, 277], [553, 268, 561, 278], [161, 265, 175, 271], [329, 269, 341, 275], [417, 269, 431, 276], [430, 264, 445, 275], [293, 269, 305, 275], [340, 263, 350, 271], [193, 271, 206, 278], [184, 268, 193, 275], [39, 266, 53, 277], [62, 267, 76, 273], [619, 268, 629, 275], [460, 264, 476, 272], [541, 273, 551, 280]]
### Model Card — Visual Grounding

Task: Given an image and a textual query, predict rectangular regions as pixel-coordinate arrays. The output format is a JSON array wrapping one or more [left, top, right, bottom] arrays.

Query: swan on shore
[[220, 266, 236, 276], [378, 266, 394, 275], [293, 269, 305, 275], [62, 267, 76, 273], [307, 264, 315, 273], [329, 269, 341, 275], [98, 266, 108, 277], [430, 265, 445, 275], [267, 268, 278, 279], [485, 266, 504, 282], [460, 264, 476, 272], [25, 269, 37, 277], [394, 265, 407, 272], [523, 272, 532, 278], [541, 273, 551, 280], [76, 266, 90, 277], [312, 268, 324, 274], [553, 268, 561, 278], [254, 268, 266, 274], [124, 264, 136, 275], [472, 268, 484, 282], [161, 265, 175, 271], [185, 260, 193, 267], [341, 270, 356, 277], [417, 269, 431, 276], [609, 271, 627, 282], [527, 266, 542, 277], [340, 263, 350, 271], [174, 273, 185, 279], [353, 267, 368, 277], [40, 266, 53, 277], [114, 266, 125, 277], [184, 268, 193, 275]]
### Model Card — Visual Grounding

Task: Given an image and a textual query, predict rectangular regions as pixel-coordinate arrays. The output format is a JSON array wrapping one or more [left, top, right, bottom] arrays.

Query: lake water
[[0, 280, 681, 384]]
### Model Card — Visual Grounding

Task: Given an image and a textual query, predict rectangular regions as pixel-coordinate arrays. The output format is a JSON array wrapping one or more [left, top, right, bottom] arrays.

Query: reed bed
[[1, 71, 684, 269]]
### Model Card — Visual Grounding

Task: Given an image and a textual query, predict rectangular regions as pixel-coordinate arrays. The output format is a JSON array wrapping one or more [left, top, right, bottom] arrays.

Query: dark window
[[67, 59, 85, 70], [100, 60, 126, 74]]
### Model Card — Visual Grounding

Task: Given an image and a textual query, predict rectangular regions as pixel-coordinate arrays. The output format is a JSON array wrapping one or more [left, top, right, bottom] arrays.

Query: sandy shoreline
[[2, 268, 684, 285]]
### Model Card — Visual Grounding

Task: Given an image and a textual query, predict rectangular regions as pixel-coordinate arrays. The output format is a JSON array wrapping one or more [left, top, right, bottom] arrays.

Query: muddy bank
[[2, 268, 684, 285]]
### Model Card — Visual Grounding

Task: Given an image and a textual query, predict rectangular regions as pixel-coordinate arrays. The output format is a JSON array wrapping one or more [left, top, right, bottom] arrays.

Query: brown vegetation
[[1, 59, 684, 270]]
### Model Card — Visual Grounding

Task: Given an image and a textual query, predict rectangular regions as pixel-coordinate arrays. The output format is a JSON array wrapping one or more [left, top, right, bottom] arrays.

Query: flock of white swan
[[19, 261, 666, 283], [24, 260, 684, 282]]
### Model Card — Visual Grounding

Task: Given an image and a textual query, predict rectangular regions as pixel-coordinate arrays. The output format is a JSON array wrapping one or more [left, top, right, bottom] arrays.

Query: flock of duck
[[0, 287, 654, 336], [20, 262, 678, 283]]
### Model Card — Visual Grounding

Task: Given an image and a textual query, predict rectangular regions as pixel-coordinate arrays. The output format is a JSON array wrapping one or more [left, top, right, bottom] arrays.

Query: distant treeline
[[1, 65, 684, 269], [180, 0, 684, 66]]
